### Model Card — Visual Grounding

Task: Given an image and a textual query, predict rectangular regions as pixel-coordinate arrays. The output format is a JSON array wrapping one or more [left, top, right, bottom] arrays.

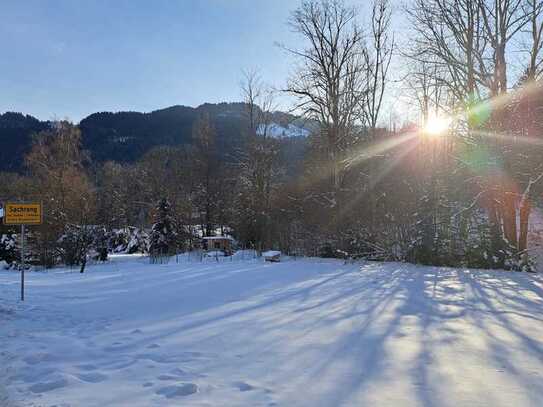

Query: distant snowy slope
[[256, 122, 311, 138]]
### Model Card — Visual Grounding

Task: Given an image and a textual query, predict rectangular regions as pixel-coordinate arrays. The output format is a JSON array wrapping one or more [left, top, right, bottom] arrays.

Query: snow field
[[1, 255, 543, 406]]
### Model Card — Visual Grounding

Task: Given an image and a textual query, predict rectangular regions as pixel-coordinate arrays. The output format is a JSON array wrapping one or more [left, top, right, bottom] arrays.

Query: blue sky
[[0, 0, 412, 124], [0, 0, 302, 121]]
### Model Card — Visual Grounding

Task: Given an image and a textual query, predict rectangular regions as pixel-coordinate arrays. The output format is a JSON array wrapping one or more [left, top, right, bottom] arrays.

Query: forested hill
[[0, 103, 310, 172], [0, 112, 50, 172]]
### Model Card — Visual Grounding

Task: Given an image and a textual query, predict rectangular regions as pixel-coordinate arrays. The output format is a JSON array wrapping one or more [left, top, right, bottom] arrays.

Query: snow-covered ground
[[256, 122, 310, 138], [1, 255, 543, 407]]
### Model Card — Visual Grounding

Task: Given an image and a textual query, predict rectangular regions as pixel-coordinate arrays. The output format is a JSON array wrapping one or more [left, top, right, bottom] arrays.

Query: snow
[[262, 250, 281, 257], [204, 250, 226, 257], [262, 250, 281, 261], [186, 225, 234, 239], [203, 236, 234, 241], [256, 123, 310, 139], [1, 255, 543, 406]]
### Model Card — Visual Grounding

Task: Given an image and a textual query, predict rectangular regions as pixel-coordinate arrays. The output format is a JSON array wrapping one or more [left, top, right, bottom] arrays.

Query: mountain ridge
[[0, 102, 311, 173]]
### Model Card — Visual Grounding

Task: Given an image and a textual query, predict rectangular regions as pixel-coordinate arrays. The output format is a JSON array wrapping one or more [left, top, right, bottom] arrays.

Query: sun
[[424, 115, 451, 136]]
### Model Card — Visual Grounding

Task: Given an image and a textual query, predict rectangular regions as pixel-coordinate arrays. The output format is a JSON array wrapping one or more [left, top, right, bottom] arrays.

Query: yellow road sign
[[3, 202, 43, 225]]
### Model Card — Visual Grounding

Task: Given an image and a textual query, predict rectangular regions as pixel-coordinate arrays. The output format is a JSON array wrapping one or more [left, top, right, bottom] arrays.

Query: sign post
[[3, 202, 43, 301], [21, 224, 25, 301]]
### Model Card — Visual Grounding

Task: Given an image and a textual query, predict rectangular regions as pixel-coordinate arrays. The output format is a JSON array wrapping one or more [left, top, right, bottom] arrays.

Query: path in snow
[[1, 256, 543, 406]]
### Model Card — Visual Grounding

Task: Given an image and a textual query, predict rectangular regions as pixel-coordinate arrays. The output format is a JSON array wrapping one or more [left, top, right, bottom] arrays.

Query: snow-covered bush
[[0, 234, 18, 266], [57, 225, 95, 271], [108, 228, 130, 253], [108, 227, 148, 254], [126, 227, 148, 254]]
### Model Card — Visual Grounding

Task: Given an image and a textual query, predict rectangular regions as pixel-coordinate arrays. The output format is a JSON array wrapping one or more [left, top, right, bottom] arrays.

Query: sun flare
[[424, 115, 451, 136]]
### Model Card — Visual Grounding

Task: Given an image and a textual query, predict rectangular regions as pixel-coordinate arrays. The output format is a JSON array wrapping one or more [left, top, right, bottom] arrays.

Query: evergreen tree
[[149, 198, 177, 260]]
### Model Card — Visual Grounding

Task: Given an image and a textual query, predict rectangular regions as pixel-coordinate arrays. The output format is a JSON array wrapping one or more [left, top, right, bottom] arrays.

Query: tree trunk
[[487, 194, 504, 265], [519, 198, 531, 253], [80, 256, 87, 273], [503, 191, 517, 248]]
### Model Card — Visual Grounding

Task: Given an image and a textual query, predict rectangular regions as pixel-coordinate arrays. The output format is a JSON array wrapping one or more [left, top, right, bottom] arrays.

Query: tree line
[[1, 0, 543, 271]]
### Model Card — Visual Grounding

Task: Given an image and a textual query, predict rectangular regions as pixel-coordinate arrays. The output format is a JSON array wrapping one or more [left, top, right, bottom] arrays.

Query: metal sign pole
[[2, 202, 43, 302], [21, 224, 25, 301]]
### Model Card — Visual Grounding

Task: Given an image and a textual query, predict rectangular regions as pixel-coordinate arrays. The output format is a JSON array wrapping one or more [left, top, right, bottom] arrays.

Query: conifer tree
[[149, 198, 177, 260]]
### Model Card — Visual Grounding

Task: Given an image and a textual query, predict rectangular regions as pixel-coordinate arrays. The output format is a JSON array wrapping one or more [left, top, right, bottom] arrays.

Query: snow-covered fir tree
[[149, 198, 177, 258]]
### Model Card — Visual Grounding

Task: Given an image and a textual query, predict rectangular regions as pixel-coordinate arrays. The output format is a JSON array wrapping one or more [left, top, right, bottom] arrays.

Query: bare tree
[[191, 114, 220, 237], [407, 0, 491, 102], [479, 0, 530, 95], [404, 59, 446, 124], [240, 69, 276, 136], [238, 69, 281, 251], [283, 0, 366, 190], [522, 0, 543, 81], [25, 122, 96, 267], [362, 0, 394, 136], [405, 0, 534, 267]]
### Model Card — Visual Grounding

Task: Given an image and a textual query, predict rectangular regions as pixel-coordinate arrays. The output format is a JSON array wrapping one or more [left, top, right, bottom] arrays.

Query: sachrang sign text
[[3, 202, 43, 225]]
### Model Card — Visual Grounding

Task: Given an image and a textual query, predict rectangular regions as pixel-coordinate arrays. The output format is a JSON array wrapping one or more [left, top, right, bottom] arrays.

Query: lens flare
[[424, 115, 451, 136]]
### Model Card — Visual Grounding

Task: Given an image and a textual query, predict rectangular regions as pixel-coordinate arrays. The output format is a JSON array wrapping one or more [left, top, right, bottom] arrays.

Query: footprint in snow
[[8, 367, 55, 384], [76, 372, 108, 383], [170, 367, 188, 376], [29, 376, 68, 393], [136, 353, 171, 364], [157, 374, 179, 381], [104, 358, 137, 370], [157, 367, 199, 381], [233, 381, 256, 392], [76, 364, 97, 371], [103, 342, 126, 352], [156, 383, 198, 398], [133, 351, 209, 367], [131, 329, 143, 334], [23, 353, 55, 365], [137, 353, 190, 364]]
